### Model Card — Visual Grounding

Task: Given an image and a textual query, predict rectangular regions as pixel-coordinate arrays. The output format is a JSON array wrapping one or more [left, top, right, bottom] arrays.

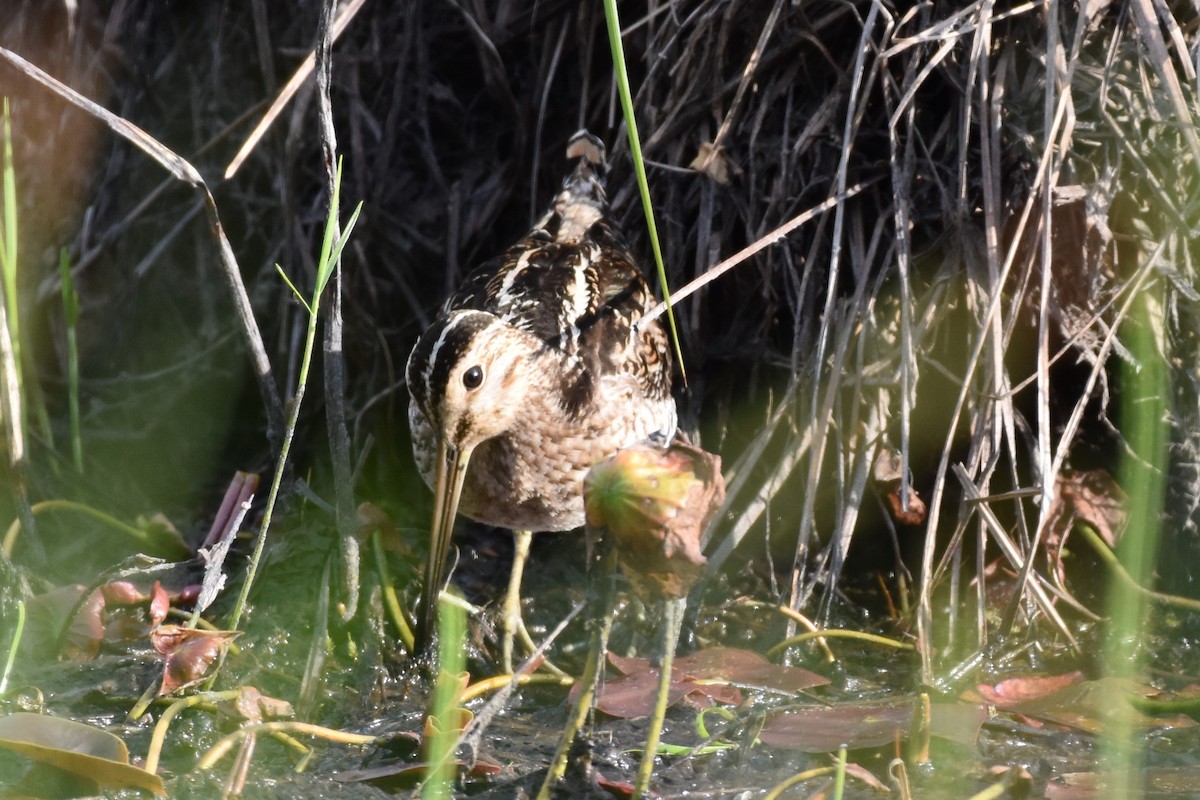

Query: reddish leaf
[[63, 588, 106, 660], [176, 584, 202, 606], [761, 703, 910, 752], [100, 581, 146, 606], [873, 448, 926, 526], [595, 648, 825, 719], [151, 625, 239, 695], [202, 471, 260, 548], [975, 672, 1085, 705], [595, 668, 727, 718], [761, 701, 987, 752], [148, 581, 171, 627], [594, 772, 638, 798], [984, 678, 1197, 735]]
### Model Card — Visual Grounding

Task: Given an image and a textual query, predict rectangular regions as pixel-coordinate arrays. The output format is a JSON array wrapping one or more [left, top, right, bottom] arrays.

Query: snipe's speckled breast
[[409, 359, 676, 532]]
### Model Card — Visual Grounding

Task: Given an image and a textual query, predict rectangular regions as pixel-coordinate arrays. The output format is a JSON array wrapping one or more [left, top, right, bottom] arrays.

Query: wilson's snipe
[[406, 132, 677, 662]]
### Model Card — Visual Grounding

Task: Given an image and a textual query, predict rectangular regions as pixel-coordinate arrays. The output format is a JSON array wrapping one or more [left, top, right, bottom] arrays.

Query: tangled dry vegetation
[[0, 0, 1199, 797]]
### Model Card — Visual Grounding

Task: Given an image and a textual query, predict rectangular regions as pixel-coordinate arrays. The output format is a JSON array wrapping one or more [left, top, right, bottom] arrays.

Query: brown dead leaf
[[690, 141, 733, 185], [873, 448, 926, 526], [215, 687, 294, 724], [1048, 469, 1127, 549]]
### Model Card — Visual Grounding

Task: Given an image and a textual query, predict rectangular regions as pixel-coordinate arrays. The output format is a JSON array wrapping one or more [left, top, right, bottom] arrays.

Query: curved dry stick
[[0, 46, 285, 450]]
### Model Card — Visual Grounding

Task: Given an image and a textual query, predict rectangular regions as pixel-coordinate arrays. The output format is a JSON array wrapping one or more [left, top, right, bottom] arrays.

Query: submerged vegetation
[[0, 0, 1198, 797]]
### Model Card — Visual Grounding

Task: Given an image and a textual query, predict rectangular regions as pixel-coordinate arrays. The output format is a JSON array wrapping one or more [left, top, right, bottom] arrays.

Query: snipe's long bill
[[406, 130, 677, 653], [422, 436, 472, 644]]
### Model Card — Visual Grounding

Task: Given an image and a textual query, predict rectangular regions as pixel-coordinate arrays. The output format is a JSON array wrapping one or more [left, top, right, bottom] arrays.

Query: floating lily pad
[[0, 712, 164, 795]]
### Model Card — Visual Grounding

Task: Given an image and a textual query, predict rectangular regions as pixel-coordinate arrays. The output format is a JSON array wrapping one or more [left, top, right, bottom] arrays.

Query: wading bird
[[406, 131, 677, 669]]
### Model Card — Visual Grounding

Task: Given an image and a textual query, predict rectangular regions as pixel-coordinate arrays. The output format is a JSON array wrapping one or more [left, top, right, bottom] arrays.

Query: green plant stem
[[600, 0, 685, 382], [1076, 522, 1200, 613], [3, 499, 191, 560], [0, 599, 24, 695], [458, 672, 575, 704], [536, 548, 617, 800], [767, 627, 915, 659], [145, 691, 238, 774], [0, 99, 24, 437], [226, 308, 315, 633], [226, 160, 359, 634], [59, 247, 82, 472], [633, 596, 685, 800], [832, 746, 847, 800], [196, 721, 375, 771], [963, 769, 1022, 800], [1102, 286, 1169, 799], [370, 529, 415, 653], [763, 767, 836, 800]]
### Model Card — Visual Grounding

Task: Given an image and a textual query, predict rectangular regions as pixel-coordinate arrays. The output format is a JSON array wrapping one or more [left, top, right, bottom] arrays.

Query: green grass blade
[[275, 264, 314, 316], [601, 1, 686, 383], [325, 200, 363, 286], [0, 98, 25, 436], [314, 156, 345, 302], [59, 247, 82, 472], [1102, 287, 1169, 797]]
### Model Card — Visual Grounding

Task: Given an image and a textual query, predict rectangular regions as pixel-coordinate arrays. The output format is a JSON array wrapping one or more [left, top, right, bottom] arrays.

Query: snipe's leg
[[501, 530, 534, 674]]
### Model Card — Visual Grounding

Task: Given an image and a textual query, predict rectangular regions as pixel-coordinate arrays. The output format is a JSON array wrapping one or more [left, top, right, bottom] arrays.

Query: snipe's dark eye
[[462, 365, 484, 390]]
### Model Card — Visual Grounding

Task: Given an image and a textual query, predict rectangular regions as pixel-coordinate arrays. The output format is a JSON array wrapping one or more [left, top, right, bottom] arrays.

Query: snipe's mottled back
[[406, 131, 677, 647]]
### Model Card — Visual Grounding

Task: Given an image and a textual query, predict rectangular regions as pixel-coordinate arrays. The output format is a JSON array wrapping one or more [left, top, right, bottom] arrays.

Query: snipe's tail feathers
[[553, 130, 609, 243], [566, 129, 606, 166]]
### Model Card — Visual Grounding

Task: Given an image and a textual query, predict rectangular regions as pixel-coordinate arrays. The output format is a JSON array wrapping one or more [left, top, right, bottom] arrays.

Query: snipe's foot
[[500, 530, 566, 677]]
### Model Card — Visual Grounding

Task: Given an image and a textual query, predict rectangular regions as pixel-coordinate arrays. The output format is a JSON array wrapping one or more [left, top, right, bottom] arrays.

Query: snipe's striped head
[[406, 309, 538, 451]]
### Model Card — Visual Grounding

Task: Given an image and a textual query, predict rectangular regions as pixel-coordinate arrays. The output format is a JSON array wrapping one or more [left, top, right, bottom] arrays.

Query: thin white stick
[[224, 0, 368, 179], [638, 181, 874, 326]]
